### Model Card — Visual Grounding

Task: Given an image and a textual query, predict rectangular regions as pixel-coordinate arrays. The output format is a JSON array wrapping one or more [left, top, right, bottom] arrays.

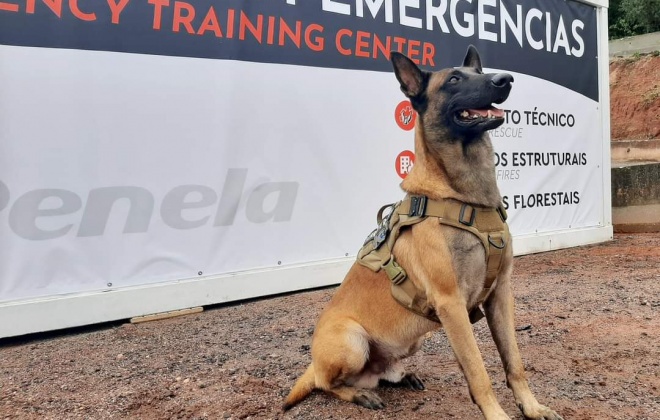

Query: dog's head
[[390, 45, 513, 143]]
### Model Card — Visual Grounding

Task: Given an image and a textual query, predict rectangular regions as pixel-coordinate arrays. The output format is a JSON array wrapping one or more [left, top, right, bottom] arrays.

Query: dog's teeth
[[460, 110, 469, 118], [487, 110, 493, 118]]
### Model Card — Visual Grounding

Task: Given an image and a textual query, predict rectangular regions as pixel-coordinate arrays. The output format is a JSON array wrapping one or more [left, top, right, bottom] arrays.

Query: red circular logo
[[395, 150, 415, 179], [394, 100, 416, 131]]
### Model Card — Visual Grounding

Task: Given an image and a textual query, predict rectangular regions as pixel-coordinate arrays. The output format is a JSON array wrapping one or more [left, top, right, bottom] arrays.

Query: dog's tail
[[283, 363, 316, 411]]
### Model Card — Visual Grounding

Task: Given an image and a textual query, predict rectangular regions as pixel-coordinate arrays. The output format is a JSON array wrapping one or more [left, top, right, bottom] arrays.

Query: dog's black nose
[[491, 73, 514, 87]]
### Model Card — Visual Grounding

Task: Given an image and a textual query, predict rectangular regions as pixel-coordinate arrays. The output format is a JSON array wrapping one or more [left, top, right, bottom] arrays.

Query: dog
[[283, 45, 563, 420]]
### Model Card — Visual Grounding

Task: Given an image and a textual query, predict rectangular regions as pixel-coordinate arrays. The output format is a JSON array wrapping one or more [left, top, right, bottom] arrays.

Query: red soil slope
[[610, 54, 660, 140]]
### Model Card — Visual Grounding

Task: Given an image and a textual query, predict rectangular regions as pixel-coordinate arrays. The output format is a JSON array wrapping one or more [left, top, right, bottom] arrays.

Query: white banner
[[0, 0, 611, 337], [492, 73, 604, 235], [0, 48, 416, 302]]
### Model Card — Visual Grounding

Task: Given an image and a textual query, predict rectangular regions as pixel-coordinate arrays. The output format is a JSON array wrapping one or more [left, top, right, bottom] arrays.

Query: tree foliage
[[609, 0, 660, 39]]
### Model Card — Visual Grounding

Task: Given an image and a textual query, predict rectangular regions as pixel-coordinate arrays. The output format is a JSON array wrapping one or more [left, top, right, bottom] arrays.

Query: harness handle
[[376, 203, 396, 225]]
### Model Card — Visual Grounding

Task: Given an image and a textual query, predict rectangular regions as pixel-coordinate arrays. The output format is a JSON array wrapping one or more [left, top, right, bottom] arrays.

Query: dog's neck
[[401, 119, 502, 208]]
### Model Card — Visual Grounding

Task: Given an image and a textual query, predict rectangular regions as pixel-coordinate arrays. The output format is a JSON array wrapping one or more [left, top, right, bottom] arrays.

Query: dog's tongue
[[467, 107, 504, 118]]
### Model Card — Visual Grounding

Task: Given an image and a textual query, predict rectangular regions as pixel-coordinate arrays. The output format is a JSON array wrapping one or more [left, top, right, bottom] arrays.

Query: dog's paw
[[379, 372, 425, 391], [352, 389, 385, 410], [519, 403, 564, 420], [400, 373, 425, 391]]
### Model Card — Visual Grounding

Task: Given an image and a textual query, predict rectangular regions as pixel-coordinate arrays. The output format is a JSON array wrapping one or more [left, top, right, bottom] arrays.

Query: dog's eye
[[448, 76, 460, 83]]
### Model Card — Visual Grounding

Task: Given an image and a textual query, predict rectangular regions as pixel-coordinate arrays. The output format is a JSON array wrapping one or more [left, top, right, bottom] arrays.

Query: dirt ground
[[1, 232, 658, 419], [610, 54, 660, 141]]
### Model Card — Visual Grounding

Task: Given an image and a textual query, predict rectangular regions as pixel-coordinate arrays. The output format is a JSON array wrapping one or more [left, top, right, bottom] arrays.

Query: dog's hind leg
[[312, 318, 386, 409], [484, 265, 564, 420], [378, 361, 425, 390], [328, 386, 385, 409]]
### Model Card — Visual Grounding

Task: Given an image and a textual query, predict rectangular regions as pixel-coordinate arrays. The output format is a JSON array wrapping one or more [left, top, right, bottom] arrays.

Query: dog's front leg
[[432, 291, 511, 420], [483, 266, 564, 420]]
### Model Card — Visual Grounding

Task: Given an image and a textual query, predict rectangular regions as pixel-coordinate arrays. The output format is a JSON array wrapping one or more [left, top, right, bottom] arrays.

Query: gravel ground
[[1, 233, 659, 420]]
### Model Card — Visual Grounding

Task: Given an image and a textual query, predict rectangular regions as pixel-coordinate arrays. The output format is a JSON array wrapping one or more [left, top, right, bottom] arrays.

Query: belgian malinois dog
[[284, 46, 563, 420]]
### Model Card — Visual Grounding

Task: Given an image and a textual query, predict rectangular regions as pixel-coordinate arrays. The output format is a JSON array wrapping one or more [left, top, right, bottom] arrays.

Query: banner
[[0, 0, 609, 331]]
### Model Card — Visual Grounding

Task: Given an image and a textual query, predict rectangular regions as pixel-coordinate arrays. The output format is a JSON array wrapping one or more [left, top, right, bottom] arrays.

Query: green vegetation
[[642, 87, 660, 108], [609, 0, 660, 39]]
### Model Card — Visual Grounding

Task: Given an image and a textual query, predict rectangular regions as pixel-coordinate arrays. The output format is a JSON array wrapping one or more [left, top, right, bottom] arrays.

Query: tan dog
[[284, 46, 563, 420]]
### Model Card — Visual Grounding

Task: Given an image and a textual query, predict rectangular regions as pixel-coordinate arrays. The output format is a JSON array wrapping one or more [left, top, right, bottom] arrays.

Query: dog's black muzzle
[[447, 71, 514, 136], [490, 73, 514, 104]]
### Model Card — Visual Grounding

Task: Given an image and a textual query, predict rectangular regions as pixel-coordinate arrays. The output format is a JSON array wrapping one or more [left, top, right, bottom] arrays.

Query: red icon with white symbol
[[395, 150, 415, 179], [394, 101, 416, 131]]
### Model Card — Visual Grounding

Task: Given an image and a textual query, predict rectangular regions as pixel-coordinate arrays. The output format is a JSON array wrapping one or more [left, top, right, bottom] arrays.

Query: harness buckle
[[459, 204, 476, 226], [382, 256, 407, 285], [408, 196, 427, 217]]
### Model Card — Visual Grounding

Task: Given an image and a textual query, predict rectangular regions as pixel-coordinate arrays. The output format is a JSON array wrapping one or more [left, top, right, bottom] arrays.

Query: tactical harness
[[357, 195, 510, 324]]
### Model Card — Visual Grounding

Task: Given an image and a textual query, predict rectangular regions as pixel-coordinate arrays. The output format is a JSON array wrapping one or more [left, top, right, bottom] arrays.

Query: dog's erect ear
[[462, 45, 483, 72], [390, 52, 427, 99]]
